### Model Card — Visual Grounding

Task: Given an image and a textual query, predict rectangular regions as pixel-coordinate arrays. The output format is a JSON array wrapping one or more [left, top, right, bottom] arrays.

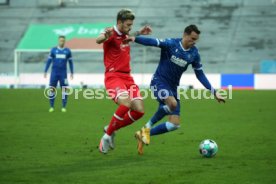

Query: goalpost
[[13, 49, 103, 88], [14, 23, 110, 88]]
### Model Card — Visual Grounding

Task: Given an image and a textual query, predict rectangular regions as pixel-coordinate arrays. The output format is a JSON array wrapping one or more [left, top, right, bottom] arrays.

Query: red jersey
[[103, 26, 131, 74]]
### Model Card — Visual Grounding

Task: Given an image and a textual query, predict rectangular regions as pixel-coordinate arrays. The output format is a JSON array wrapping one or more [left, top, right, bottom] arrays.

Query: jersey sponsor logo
[[53, 26, 74, 36], [170, 55, 188, 67], [56, 54, 66, 59]]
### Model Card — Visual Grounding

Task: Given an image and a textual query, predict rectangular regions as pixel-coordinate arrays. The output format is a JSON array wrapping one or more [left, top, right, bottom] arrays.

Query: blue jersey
[[135, 36, 215, 94], [44, 47, 74, 75], [154, 38, 201, 89]]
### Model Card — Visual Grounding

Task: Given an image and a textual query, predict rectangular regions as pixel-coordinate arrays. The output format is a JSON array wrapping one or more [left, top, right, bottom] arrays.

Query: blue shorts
[[150, 79, 180, 116], [50, 72, 68, 88]]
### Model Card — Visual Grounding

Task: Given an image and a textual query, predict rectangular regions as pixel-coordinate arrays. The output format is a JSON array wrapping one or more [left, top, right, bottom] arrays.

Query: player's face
[[58, 38, 66, 48], [183, 31, 199, 48], [118, 19, 133, 34]]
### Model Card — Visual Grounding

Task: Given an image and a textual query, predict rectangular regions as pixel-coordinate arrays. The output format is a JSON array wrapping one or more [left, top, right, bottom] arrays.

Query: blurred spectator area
[[0, 0, 276, 74]]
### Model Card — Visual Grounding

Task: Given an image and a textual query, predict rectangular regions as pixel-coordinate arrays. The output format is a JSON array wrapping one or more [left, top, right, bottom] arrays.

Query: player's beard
[[123, 29, 131, 35], [122, 26, 131, 35]]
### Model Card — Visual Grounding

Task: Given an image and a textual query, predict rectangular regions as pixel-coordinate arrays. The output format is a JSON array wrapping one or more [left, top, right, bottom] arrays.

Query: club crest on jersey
[[170, 55, 188, 67], [120, 43, 129, 51]]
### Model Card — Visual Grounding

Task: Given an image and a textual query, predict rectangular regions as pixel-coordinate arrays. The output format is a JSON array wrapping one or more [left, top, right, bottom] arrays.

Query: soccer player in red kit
[[96, 9, 152, 154]]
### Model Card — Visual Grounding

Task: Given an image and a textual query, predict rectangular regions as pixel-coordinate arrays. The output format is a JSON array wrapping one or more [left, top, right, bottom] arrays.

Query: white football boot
[[104, 125, 116, 150], [99, 134, 111, 154]]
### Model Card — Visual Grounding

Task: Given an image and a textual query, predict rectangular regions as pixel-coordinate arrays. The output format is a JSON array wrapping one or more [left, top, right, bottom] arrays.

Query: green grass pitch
[[0, 89, 276, 184]]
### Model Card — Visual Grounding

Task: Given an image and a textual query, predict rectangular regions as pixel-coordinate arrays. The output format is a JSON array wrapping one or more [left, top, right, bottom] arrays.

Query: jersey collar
[[114, 25, 123, 35], [179, 41, 190, 51], [57, 46, 65, 50]]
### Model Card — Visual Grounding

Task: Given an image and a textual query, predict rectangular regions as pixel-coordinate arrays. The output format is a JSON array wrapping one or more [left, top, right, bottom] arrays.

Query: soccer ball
[[199, 139, 218, 158]]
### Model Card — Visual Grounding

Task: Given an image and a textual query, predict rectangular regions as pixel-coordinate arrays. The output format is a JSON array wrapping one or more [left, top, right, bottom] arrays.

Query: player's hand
[[104, 27, 113, 39], [139, 25, 152, 35], [70, 73, 73, 80], [215, 93, 226, 103], [122, 37, 135, 44], [44, 73, 47, 78]]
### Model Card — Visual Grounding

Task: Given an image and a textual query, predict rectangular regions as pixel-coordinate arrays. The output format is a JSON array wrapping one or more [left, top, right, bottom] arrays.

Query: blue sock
[[150, 122, 180, 136], [62, 91, 68, 108], [145, 105, 171, 128], [49, 90, 56, 108]]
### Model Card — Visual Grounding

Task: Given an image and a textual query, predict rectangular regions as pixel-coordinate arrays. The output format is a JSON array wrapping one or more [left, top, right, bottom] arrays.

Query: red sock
[[117, 110, 145, 129], [106, 105, 130, 135]]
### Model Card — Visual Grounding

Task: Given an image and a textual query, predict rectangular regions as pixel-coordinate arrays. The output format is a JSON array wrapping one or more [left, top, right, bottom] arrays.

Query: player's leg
[[144, 80, 175, 128], [135, 96, 179, 154], [150, 115, 180, 136], [105, 93, 132, 135], [100, 93, 131, 153], [113, 98, 146, 155], [99, 76, 131, 153], [48, 73, 58, 112], [145, 96, 177, 128], [104, 85, 144, 138], [60, 75, 69, 112], [137, 83, 176, 144], [115, 83, 146, 155], [124, 98, 148, 155], [115, 84, 145, 130], [150, 99, 180, 136]]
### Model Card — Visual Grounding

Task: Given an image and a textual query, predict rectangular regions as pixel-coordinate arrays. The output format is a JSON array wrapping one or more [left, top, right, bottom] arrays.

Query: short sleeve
[[192, 50, 202, 70], [102, 31, 115, 44], [48, 48, 55, 59], [156, 38, 172, 49]]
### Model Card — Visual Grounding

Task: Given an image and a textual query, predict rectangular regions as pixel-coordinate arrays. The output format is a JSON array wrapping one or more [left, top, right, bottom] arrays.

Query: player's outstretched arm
[[96, 27, 113, 44], [194, 69, 225, 103], [123, 36, 160, 47]]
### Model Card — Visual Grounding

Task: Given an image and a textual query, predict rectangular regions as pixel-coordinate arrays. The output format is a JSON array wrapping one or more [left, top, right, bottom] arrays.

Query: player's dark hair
[[184, 25, 201, 35], [59, 35, 66, 39], [117, 9, 135, 22]]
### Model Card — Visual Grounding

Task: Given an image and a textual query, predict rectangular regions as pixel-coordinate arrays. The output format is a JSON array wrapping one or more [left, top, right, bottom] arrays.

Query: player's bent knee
[[131, 104, 144, 113], [168, 101, 177, 111], [117, 95, 131, 107], [130, 98, 144, 113], [165, 97, 178, 111], [119, 100, 131, 107]]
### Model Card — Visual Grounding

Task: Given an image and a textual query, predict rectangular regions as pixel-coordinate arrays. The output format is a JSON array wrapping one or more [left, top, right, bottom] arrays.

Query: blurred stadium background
[[0, 0, 276, 89], [1, 1, 276, 184]]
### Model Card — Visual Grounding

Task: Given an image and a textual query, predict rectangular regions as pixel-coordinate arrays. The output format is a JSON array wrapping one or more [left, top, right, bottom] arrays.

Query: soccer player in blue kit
[[44, 35, 74, 112], [125, 25, 225, 155]]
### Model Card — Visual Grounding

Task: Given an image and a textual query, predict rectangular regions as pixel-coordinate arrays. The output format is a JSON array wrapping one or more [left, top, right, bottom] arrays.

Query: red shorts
[[104, 72, 142, 102]]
